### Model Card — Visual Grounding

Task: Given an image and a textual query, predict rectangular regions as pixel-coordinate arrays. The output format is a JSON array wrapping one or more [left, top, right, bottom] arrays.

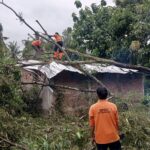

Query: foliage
[[22, 87, 42, 116], [72, 12, 79, 23], [22, 37, 54, 61], [64, 0, 150, 66], [0, 23, 3, 40], [0, 31, 150, 148], [142, 95, 150, 107], [7, 41, 21, 59], [0, 61, 24, 115], [0, 1, 150, 149], [22, 40, 35, 59], [0, 100, 149, 150], [91, 3, 98, 13], [0, 109, 90, 150], [114, 98, 150, 149], [115, 0, 144, 7], [0, 27, 25, 114], [101, 0, 107, 6], [120, 110, 150, 149], [74, 0, 82, 9], [62, 27, 77, 49]]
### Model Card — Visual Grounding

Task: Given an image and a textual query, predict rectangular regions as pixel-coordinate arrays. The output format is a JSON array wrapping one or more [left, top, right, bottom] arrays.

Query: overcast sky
[[0, 0, 114, 48]]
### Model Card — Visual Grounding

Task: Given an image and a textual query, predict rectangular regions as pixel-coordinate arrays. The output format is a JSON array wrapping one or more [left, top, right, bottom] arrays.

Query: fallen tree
[[0, 136, 29, 150], [1, 0, 150, 96], [0, 0, 112, 93], [19, 58, 150, 74]]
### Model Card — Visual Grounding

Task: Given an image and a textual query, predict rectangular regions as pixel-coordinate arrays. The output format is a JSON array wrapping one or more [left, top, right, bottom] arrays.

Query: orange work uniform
[[53, 34, 64, 59], [31, 40, 42, 47], [89, 100, 120, 144], [53, 34, 62, 42]]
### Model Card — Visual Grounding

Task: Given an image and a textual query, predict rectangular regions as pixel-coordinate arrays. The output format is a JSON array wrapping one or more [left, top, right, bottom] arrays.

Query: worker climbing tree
[[49, 32, 64, 60], [31, 33, 43, 59]]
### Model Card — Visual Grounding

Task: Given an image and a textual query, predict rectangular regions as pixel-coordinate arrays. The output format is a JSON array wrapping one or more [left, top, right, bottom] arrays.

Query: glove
[[119, 133, 125, 140]]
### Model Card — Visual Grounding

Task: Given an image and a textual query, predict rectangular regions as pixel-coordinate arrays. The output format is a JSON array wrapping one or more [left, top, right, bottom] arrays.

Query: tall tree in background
[[8, 41, 20, 60], [64, 0, 150, 66], [74, 0, 82, 9], [0, 23, 9, 57], [0, 24, 24, 113], [22, 39, 35, 59], [0, 23, 3, 50], [0, 23, 3, 41], [68, 1, 113, 57], [63, 27, 75, 48], [101, 0, 107, 6]]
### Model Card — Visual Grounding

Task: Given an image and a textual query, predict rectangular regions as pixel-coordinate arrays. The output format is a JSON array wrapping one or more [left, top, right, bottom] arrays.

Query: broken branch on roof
[[21, 82, 96, 93], [18, 59, 150, 73], [0, 1, 119, 92]]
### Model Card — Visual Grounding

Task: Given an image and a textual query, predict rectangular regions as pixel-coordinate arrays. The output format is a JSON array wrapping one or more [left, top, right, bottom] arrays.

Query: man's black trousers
[[54, 41, 63, 52], [96, 140, 121, 150]]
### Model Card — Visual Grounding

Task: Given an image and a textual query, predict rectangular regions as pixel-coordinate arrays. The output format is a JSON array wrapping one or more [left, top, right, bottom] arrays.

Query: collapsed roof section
[[20, 60, 138, 79]]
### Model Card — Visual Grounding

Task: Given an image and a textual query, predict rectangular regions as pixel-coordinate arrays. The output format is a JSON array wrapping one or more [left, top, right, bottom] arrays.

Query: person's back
[[31, 34, 42, 50], [53, 33, 62, 42], [52, 32, 64, 60], [89, 87, 121, 150], [32, 40, 42, 47]]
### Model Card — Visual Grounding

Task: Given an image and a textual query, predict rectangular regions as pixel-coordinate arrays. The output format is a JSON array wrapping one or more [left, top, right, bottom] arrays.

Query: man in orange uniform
[[31, 34, 42, 51], [50, 32, 64, 60], [89, 87, 121, 150]]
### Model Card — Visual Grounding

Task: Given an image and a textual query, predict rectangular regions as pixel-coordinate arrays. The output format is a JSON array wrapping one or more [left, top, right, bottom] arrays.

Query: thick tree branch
[[0, 136, 28, 150], [64, 50, 150, 73], [0, 2, 37, 33], [0, 2, 71, 61], [63, 60, 150, 73], [51, 83, 96, 92], [21, 82, 96, 92], [0, 1, 115, 91], [2, 1, 149, 94], [28, 33, 35, 40], [75, 64, 112, 94], [35, 19, 72, 61], [18, 59, 150, 73], [35, 20, 71, 61], [36, 20, 48, 35], [22, 82, 47, 86]]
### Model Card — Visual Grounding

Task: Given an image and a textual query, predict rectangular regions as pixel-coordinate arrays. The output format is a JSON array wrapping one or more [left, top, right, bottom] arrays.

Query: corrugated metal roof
[[21, 60, 138, 79], [82, 64, 137, 74], [22, 60, 82, 79]]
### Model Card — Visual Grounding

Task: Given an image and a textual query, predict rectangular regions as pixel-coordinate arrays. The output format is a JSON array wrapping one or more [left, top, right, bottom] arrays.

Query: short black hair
[[55, 32, 59, 35], [96, 87, 108, 99]]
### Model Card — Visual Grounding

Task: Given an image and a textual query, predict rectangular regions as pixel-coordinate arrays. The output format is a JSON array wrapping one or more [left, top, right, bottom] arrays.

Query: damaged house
[[20, 60, 144, 116]]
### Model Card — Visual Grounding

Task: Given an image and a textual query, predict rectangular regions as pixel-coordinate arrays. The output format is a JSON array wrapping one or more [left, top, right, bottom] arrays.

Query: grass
[[0, 101, 150, 150]]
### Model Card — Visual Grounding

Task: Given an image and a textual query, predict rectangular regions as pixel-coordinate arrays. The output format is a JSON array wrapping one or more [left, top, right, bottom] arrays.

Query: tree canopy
[[63, 0, 150, 66]]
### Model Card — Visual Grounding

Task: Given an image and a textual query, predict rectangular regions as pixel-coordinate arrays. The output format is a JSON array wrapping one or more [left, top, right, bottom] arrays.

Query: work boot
[[53, 51, 59, 59], [58, 52, 64, 60]]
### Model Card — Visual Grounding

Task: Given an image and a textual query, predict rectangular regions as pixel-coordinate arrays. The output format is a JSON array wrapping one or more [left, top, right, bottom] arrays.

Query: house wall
[[52, 71, 96, 115], [21, 69, 144, 116], [39, 86, 56, 116], [52, 71, 144, 115], [21, 69, 34, 90], [95, 73, 144, 102], [21, 69, 56, 116]]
